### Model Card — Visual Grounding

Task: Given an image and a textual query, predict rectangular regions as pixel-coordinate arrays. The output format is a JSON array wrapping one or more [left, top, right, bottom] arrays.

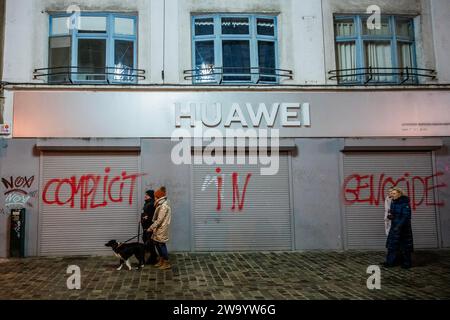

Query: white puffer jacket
[[150, 197, 171, 243]]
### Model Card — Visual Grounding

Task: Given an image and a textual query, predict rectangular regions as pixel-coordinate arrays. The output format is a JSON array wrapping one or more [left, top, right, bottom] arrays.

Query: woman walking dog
[[148, 186, 172, 270]]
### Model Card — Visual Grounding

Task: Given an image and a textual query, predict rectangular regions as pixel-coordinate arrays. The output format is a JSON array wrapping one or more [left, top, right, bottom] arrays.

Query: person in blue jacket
[[384, 187, 414, 269]]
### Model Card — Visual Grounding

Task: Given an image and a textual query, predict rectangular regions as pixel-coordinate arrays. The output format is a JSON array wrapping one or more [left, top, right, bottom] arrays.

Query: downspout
[[0, 0, 5, 124]]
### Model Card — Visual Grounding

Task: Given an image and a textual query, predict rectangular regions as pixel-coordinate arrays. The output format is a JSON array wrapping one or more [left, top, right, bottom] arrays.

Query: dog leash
[[117, 221, 145, 247]]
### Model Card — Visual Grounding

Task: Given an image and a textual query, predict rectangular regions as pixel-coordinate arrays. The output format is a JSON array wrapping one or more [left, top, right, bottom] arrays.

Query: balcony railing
[[184, 66, 293, 84], [33, 66, 146, 84], [328, 67, 436, 85]]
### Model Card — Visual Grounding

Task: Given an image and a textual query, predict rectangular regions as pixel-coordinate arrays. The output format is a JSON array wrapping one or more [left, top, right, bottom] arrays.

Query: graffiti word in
[[42, 168, 146, 211], [203, 168, 252, 211], [2, 176, 35, 195], [343, 172, 446, 210]]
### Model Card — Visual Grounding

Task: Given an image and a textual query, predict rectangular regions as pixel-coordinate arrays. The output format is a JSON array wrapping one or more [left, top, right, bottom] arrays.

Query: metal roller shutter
[[192, 152, 292, 251], [39, 152, 140, 256], [343, 152, 439, 249]]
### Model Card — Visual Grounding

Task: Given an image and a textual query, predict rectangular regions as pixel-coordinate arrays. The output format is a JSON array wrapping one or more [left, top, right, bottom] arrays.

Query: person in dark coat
[[141, 189, 158, 264], [384, 187, 414, 269]]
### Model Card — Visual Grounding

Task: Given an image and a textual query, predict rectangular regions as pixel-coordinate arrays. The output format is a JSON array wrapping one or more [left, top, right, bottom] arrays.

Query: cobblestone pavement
[[0, 250, 449, 300]]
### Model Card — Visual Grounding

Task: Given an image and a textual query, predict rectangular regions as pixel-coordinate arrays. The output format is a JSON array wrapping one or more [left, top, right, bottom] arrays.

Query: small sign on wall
[[0, 124, 11, 135]]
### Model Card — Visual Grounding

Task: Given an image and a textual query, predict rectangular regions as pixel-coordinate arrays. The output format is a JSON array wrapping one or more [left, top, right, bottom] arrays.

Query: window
[[48, 13, 138, 83], [334, 15, 416, 84], [191, 14, 278, 84]]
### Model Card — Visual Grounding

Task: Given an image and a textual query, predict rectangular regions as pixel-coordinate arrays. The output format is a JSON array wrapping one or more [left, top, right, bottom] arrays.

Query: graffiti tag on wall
[[42, 168, 146, 211], [202, 168, 252, 211], [2, 176, 37, 211], [343, 172, 447, 210]]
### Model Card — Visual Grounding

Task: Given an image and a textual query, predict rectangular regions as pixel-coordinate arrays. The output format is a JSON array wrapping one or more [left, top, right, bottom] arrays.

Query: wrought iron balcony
[[33, 66, 146, 84], [184, 66, 293, 84], [328, 67, 436, 85]]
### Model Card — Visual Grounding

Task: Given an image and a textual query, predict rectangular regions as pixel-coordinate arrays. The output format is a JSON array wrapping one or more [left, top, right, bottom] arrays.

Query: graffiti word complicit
[[42, 168, 146, 210], [343, 172, 446, 210]]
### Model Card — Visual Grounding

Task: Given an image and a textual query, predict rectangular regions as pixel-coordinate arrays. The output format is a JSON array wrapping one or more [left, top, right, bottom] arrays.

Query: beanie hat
[[154, 186, 166, 200], [145, 190, 154, 198]]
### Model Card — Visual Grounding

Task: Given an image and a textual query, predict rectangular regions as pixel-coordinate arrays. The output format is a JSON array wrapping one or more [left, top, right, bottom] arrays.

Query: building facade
[[0, 0, 449, 257]]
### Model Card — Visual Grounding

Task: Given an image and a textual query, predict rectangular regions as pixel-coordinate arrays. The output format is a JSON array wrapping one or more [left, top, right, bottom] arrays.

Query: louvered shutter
[[39, 152, 140, 256], [192, 152, 292, 251], [343, 152, 439, 249]]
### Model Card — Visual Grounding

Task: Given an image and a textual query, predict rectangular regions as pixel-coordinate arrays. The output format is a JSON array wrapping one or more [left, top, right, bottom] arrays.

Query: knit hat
[[145, 190, 154, 198], [154, 186, 166, 200]]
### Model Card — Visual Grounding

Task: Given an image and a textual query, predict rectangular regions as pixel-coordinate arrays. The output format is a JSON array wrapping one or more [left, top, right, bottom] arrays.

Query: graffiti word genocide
[[343, 172, 446, 210], [42, 168, 146, 211]]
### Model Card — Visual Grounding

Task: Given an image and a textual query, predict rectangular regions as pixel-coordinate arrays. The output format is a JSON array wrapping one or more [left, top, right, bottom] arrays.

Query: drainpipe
[[0, 0, 5, 124], [0, 84, 4, 124]]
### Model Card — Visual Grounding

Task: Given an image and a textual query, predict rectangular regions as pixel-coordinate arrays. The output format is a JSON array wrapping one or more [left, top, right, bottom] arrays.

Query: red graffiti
[[343, 172, 447, 210], [215, 168, 252, 211], [216, 167, 223, 211], [231, 172, 252, 211], [42, 168, 146, 211]]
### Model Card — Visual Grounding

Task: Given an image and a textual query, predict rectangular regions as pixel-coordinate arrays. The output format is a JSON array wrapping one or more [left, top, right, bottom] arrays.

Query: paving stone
[[0, 250, 449, 299]]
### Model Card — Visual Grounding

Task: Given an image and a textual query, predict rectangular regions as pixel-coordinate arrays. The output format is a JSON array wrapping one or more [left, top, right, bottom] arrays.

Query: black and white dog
[[105, 240, 145, 271]]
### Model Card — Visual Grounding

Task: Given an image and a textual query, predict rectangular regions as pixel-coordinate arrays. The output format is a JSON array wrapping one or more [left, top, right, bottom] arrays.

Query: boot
[[158, 259, 171, 270], [153, 257, 163, 267]]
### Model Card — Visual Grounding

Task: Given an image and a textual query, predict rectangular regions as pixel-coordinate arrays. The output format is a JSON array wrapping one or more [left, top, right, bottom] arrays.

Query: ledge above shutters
[[342, 138, 443, 151], [36, 138, 141, 151], [189, 138, 297, 151]]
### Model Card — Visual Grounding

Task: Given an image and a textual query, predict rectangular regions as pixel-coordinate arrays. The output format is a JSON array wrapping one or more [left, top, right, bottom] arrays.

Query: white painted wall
[[164, 0, 179, 84], [291, 0, 325, 84], [431, 0, 450, 83], [1, 0, 447, 85], [3, 0, 153, 84], [150, 0, 164, 84], [3, 0, 34, 82]]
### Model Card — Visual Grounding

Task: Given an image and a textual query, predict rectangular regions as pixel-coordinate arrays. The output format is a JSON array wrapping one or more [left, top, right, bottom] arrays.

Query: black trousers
[[142, 230, 158, 262], [386, 248, 412, 268]]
